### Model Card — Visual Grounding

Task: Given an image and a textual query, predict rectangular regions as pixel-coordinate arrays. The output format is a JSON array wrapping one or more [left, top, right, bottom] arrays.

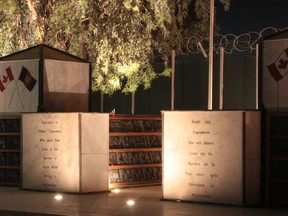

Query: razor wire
[[179, 27, 288, 56]]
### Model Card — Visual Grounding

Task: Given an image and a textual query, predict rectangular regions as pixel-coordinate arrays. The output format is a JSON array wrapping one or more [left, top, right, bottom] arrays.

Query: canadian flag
[[0, 67, 14, 92], [268, 48, 288, 81]]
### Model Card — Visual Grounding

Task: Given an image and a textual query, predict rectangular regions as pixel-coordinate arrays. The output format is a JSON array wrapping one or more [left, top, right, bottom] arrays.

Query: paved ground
[[0, 186, 287, 216]]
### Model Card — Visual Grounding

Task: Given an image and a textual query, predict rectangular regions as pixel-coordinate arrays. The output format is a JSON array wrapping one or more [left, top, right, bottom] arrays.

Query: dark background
[[217, 0, 288, 34]]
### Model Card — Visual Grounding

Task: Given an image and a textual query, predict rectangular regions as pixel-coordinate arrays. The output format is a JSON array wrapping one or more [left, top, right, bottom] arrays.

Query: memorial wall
[[162, 111, 261, 205], [22, 112, 109, 193]]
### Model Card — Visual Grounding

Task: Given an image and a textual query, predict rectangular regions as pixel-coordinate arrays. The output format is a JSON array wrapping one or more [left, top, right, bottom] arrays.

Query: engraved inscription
[[38, 119, 63, 188], [163, 111, 245, 205], [186, 118, 218, 200]]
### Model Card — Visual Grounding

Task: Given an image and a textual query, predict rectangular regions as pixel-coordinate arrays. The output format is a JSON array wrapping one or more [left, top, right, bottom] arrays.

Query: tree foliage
[[0, 0, 230, 94]]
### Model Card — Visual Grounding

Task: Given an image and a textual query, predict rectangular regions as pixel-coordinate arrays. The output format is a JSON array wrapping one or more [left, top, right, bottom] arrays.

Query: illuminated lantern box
[[22, 112, 109, 193], [162, 111, 261, 205], [0, 44, 90, 113], [262, 31, 288, 111]]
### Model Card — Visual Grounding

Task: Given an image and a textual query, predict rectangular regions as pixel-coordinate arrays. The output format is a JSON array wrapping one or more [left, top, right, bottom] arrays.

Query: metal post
[[208, 0, 214, 110], [131, 92, 135, 115], [256, 44, 259, 110], [219, 47, 224, 110], [171, 50, 176, 110], [101, 92, 104, 112]]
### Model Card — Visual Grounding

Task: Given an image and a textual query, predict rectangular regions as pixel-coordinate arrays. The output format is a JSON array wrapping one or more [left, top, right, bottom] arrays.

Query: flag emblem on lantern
[[0, 67, 14, 92], [18, 66, 37, 91], [268, 48, 288, 81]]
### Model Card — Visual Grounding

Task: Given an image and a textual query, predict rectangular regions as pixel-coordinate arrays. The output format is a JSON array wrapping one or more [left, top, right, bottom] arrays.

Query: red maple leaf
[[278, 58, 288, 69], [2, 75, 8, 83]]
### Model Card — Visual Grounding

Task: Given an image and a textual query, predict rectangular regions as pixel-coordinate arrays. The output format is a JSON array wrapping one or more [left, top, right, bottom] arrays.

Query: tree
[[0, 0, 230, 94]]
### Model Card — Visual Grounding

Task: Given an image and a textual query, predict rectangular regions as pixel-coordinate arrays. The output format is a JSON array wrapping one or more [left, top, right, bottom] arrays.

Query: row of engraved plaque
[[109, 151, 161, 165], [0, 152, 20, 166], [109, 136, 161, 149], [109, 120, 161, 132], [109, 167, 162, 183], [0, 136, 21, 149], [0, 169, 20, 183], [0, 119, 21, 132]]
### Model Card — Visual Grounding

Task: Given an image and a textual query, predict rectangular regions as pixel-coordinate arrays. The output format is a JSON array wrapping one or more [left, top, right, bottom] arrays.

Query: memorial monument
[[22, 112, 109, 193], [162, 111, 261, 205]]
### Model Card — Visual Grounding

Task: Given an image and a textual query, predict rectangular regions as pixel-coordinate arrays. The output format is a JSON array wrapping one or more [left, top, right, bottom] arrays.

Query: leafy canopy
[[0, 0, 230, 94]]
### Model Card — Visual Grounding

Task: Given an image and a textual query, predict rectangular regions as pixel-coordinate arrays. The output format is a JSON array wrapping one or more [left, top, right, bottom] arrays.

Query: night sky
[[216, 0, 288, 35]]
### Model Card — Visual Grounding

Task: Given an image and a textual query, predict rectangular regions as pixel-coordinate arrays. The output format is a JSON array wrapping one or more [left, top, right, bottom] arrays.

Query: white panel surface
[[162, 111, 244, 205], [44, 59, 89, 94], [0, 60, 39, 112], [82, 154, 109, 192], [22, 113, 80, 192], [80, 113, 109, 154], [80, 113, 109, 192], [262, 40, 288, 110]]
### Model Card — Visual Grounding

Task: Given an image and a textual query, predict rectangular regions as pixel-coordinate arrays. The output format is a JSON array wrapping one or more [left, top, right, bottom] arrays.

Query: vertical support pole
[[131, 92, 135, 115], [101, 92, 104, 112], [171, 50, 176, 111], [256, 44, 259, 110], [208, 0, 214, 110], [219, 47, 224, 110]]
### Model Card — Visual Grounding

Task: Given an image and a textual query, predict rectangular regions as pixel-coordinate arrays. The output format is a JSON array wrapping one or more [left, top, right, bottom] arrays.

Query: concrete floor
[[0, 186, 287, 216]]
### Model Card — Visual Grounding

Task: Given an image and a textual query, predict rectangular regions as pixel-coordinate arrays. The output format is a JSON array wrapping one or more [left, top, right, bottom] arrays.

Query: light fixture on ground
[[126, 200, 135, 206], [112, 188, 120, 193], [54, 194, 63, 201]]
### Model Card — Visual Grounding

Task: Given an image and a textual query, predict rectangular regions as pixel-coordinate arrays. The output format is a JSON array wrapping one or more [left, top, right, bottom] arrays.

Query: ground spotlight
[[126, 200, 135, 206], [54, 194, 63, 201]]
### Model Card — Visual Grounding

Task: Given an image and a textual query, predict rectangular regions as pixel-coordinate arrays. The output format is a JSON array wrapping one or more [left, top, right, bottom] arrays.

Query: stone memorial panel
[[22, 112, 109, 193], [162, 111, 260, 205]]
